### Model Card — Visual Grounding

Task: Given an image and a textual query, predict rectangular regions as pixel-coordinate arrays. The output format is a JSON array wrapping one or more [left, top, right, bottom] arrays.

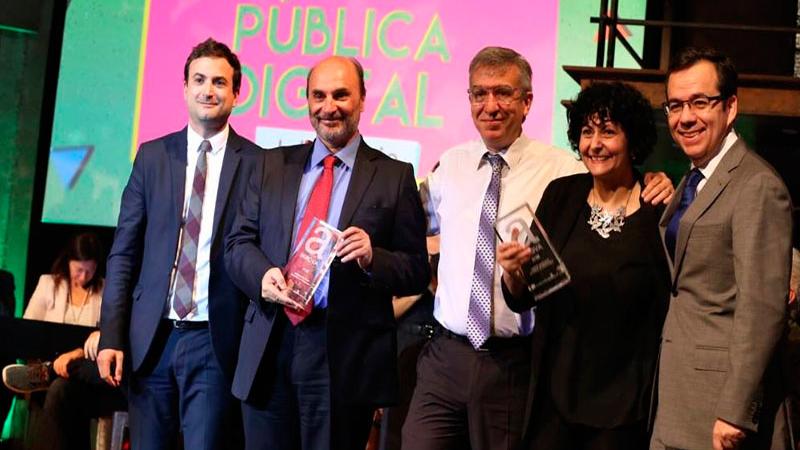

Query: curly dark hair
[[566, 82, 656, 165], [50, 233, 104, 291]]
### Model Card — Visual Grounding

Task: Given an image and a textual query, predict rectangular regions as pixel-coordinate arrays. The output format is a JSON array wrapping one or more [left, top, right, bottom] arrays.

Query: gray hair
[[468, 46, 532, 92]]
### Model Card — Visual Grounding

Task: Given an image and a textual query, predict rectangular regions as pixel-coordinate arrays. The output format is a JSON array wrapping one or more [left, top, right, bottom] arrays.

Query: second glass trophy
[[495, 204, 571, 301]]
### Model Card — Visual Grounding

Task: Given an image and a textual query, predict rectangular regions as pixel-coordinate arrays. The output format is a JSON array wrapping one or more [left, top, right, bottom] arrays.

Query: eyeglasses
[[662, 95, 726, 116], [467, 86, 523, 106]]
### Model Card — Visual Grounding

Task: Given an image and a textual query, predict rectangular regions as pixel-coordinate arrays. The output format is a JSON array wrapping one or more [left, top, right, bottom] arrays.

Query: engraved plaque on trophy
[[283, 218, 343, 306], [495, 204, 570, 301]]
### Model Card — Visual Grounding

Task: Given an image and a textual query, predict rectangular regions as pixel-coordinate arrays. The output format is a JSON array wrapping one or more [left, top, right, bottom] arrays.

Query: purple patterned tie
[[466, 153, 504, 349], [172, 140, 211, 318]]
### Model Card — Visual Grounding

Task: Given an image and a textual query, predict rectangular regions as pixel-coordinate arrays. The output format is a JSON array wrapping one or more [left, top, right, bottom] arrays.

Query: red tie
[[285, 154, 337, 325]]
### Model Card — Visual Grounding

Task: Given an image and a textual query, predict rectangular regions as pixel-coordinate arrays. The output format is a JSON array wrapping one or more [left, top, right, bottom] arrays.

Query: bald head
[[307, 56, 366, 99], [306, 56, 366, 151]]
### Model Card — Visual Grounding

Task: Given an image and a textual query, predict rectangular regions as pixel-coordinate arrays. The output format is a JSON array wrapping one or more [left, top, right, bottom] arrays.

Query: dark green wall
[[0, 2, 56, 315]]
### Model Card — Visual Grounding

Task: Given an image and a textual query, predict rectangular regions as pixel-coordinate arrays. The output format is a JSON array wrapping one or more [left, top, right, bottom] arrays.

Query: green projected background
[[551, 0, 646, 150], [43, 0, 144, 225]]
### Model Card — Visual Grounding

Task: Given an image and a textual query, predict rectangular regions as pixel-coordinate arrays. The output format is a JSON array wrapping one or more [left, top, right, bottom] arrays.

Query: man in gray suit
[[651, 47, 792, 450]]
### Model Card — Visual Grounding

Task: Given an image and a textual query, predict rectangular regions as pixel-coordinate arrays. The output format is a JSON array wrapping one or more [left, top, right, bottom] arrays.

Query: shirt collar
[[693, 129, 738, 179], [310, 133, 360, 170], [187, 124, 229, 155], [475, 134, 527, 171]]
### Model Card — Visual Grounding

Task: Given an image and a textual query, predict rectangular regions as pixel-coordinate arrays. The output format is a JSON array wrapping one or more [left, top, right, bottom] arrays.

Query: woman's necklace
[[66, 286, 91, 324], [587, 185, 635, 239]]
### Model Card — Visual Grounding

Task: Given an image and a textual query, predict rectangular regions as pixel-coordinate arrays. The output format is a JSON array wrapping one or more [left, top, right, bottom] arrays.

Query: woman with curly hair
[[498, 82, 671, 450]]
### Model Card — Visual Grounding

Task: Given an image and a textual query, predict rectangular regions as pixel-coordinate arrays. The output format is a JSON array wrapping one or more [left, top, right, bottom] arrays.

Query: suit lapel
[[660, 175, 686, 229], [280, 143, 312, 259], [671, 139, 746, 284], [338, 141, 377, 229], [167, 128, 188, 226], [212, 128, 243, 240]]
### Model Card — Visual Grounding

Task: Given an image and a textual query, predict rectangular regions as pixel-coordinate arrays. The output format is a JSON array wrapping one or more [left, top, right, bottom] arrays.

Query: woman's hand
[[53, 348, 85, 379], [83, 330, 101, 361], [498, 241, 532, 298]]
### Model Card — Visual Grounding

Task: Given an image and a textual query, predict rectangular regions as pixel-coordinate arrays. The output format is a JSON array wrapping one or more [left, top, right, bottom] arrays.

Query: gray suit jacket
[[651, 138, 792, 450]]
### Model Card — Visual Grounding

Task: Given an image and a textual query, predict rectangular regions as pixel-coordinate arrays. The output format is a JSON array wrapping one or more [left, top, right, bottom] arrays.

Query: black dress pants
[[402, 332, 530, 450], [241, 311, 372, 450], [31, 358, 127, 450]]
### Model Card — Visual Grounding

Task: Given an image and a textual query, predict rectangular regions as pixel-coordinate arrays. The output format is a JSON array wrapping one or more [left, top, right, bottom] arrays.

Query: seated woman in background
[[3, 232, 125, 450], [20, 232, 104, 385], [24, 232, 103, 326], [498, 82, 671, 450]]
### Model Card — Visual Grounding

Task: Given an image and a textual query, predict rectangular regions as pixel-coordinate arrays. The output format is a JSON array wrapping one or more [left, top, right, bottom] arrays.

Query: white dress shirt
[[695, 129, 738, 193], [165, 125, 229, 321], [424, 134, 586, 337]]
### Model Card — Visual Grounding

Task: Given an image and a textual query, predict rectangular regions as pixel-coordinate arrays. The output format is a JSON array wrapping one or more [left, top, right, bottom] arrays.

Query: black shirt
[[547, 192, 670, 427]]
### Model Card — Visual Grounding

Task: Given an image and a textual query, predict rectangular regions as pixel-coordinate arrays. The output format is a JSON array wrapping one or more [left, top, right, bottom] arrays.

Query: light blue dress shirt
[[290, 135, 359, 308]]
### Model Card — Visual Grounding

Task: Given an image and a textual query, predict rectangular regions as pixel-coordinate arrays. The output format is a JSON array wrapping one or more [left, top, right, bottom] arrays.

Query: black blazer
[[506, 173, 670, 443], [225, 139, 430, 407], [99, 127, 264, 380]]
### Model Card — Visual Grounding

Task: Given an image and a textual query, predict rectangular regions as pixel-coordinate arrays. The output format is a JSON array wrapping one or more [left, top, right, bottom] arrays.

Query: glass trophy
[[283, 217, 343, 306], [494, 204, 570, 301]]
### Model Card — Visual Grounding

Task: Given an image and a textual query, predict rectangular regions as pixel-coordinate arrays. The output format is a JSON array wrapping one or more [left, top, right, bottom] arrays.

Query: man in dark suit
[[225, 56, 429, 450], [96, 38, 262, 449], [651, 47, 792, 450]]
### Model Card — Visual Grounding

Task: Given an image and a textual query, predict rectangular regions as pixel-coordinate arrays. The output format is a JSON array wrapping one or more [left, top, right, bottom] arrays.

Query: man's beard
[[312, 114, 358, 149]]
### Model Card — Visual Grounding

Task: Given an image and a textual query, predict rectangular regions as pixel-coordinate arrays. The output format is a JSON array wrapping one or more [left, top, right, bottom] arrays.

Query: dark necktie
[[285, 154, 337, 325], [466, 153, 504, 349], [172, 140, 211, 318], [665, 168, 704, 261]]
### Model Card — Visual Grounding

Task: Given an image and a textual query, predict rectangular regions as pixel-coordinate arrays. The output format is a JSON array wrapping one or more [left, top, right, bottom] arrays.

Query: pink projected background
[[136, 0, 559, 176]]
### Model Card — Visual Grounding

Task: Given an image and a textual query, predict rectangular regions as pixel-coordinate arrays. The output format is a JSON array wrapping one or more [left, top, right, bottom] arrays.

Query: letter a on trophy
[[283, 217, 343, 306]]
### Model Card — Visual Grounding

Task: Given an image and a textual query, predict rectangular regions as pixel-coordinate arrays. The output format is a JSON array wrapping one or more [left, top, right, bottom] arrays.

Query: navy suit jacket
[[99, 126, 263, 380], [225, 139, 429, 407]]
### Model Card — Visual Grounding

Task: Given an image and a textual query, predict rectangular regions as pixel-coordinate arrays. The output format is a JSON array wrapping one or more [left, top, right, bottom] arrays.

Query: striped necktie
[[172, 140, 211, 318]]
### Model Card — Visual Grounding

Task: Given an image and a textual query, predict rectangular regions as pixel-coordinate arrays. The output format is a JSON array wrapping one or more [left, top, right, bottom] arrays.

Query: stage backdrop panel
[[43, 0, 644, 227], [44, 0, 145, 225]]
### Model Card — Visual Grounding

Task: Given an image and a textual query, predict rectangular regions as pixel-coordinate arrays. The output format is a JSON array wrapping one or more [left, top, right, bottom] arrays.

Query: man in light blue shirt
[[225, 56, 429, 450]]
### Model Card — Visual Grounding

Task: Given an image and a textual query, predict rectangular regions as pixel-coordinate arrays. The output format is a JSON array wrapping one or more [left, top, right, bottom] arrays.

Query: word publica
[[232, 4, 450, 62]]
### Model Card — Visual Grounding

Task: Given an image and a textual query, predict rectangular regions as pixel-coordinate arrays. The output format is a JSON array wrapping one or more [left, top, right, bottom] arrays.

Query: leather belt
[[435, 324, 531, 351], [164, 320, 208, 330], [399, 322, 438, 339]]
